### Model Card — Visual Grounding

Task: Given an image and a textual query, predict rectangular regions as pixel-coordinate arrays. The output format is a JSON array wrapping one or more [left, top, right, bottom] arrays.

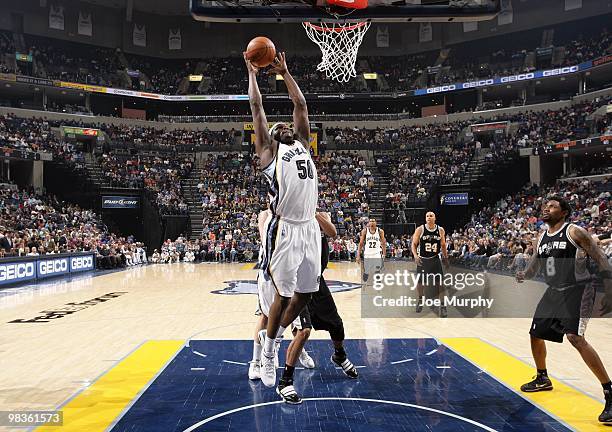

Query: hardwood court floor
[[0, 262, 609, 430]]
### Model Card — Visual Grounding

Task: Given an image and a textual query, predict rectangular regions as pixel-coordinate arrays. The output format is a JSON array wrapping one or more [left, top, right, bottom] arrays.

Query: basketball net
[[302, 21, 371, 83]]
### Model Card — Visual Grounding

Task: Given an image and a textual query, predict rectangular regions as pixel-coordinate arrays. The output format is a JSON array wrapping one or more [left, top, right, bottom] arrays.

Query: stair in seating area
[[367, 164, 389, 226], [181, 168, 204, 240]]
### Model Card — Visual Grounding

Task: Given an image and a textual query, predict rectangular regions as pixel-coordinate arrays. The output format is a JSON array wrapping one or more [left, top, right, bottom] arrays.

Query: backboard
[[190, 0, 501, 23]]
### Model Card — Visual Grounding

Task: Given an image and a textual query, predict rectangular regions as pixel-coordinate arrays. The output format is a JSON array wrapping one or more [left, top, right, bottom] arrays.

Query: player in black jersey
[[277, 212, 358, 404], [411, 211, 449, 317], [516, 196, 612, 425]]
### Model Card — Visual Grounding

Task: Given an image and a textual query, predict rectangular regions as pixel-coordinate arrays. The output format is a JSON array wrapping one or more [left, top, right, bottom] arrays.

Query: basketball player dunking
[[516, 196, 612, 424], [245, 52, 321, 394], [411, 211, 449, 318], [357, 218, 386, 282]]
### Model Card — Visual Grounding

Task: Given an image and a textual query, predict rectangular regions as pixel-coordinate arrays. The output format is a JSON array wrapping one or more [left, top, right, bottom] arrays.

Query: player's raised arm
[[316, 212, 337, 237], [245, 54, 274, 167], [269, 52, 310, 148]]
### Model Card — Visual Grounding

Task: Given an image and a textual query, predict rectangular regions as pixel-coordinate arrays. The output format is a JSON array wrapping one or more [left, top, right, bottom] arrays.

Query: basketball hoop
[[302, 20, 371, 83]]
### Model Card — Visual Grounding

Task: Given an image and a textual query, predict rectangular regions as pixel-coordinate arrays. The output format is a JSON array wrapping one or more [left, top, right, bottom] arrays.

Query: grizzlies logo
[[212, 279, 360, 295]]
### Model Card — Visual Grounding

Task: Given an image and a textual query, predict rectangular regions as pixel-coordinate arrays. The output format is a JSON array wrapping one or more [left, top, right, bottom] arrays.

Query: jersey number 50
[[296, 160, 314, 180]]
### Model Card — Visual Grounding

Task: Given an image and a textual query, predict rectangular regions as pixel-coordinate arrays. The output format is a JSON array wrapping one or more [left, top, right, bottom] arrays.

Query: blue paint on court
[[110, 339, 570, 432]]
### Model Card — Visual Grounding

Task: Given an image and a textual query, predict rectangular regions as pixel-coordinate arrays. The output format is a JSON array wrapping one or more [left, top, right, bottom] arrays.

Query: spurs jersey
[[364, 227, 382, 258], [536, 223, 589, 288], [419, 225, 442, 258], [262, 140, 318, 223]]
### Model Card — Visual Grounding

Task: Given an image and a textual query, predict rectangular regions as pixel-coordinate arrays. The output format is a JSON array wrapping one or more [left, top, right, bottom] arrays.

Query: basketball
[[245, 36, 276, 67]]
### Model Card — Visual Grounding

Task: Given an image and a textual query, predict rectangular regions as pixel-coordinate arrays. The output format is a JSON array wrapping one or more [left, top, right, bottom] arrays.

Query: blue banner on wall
[[0, 252, 96, 286], [102, 196, 140, 209], [440, 192, 469, 206], [414, 61, 593, 96]]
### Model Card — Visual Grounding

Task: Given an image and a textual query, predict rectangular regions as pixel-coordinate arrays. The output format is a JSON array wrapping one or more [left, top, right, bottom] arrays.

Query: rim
[[303, 21, 369, 32]]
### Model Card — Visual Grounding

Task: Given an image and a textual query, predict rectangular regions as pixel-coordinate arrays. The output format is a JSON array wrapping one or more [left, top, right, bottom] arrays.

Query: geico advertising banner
[[102, 196, 139, 209], [414, 62, 591, 96], [0, 253, 95, 286], [0, 260, 37, 285], [70, 254, 95, 272], [37, 256, 70, 278]]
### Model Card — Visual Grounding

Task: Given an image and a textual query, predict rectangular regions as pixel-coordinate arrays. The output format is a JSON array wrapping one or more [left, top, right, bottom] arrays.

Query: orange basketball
[[245, 36, 276, 68]]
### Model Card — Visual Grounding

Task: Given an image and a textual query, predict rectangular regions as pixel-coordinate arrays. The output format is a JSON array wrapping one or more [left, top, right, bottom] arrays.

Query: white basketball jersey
[[364, 227, 382, 258], [262, 141, 318, 223]]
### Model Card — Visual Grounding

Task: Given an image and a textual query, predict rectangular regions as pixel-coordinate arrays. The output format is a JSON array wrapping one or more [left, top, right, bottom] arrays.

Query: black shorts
[[295, 306, 313, 330], [310, 277, 343, 332], [417, 257, 444, 286], [530, 282, 595, 343], [295, 277, 343, 334]]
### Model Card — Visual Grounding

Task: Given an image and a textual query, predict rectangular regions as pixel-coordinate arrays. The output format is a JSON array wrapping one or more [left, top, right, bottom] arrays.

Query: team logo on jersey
[[212, 279, 360, 295]]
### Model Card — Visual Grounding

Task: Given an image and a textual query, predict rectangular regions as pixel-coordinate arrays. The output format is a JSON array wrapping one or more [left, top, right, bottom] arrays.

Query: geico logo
[[0, 262, 36, 281], [542, 66, 578, 77], [501, 73, 535, 83], [39, 259, 68, 275], [461, 79, 494, 89], [71, 256, 93, 269], [426, 85, 456, 94]]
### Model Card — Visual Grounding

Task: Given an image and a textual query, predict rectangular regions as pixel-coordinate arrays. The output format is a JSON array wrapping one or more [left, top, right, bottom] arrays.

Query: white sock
[[252, 340, 262, 362], [264, 336, 275, 354], [275, 325, 286, 340]]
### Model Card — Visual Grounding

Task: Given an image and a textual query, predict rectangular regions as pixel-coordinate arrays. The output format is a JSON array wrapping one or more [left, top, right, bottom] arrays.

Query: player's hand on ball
[[516, 271, 525, 283], [268, 52, 288, 76], [243, 52, 259, 75]]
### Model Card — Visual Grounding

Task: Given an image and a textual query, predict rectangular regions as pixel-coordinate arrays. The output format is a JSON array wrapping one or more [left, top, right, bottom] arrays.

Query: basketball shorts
[[292, 306, 313, 331], [362, 255, 383, 277], [416, 256, 444, 286], [257, 270, 302, 328], [309, 276, 345, 341], [529, 282, 596, 343], [264, 217, 321, 297]]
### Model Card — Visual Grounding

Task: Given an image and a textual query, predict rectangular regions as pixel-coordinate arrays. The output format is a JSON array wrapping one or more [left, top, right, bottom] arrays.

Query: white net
[[302, 21, 371, 83]]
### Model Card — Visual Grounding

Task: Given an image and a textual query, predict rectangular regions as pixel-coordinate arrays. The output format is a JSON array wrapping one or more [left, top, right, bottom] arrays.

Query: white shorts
[[256, 270, 301, 328], [263, 216, 321, 298]]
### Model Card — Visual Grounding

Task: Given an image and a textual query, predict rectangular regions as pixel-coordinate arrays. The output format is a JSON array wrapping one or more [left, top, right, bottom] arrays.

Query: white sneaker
[[298, 349, 315, 369], [248, 360, 261, 380], [259, 329, 282, 369], [260, 351, 276, 387]]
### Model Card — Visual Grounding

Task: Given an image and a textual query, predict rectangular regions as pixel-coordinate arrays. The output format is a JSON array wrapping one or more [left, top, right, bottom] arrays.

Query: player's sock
[[602, 381, 612, 392], [282, 365, 295, 382], [334, 345, 346, 360], [275, 325, 286, 339], [252, 340, 262, 362], [537, 369, 548, 377], [264, 336, 275, 354]]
